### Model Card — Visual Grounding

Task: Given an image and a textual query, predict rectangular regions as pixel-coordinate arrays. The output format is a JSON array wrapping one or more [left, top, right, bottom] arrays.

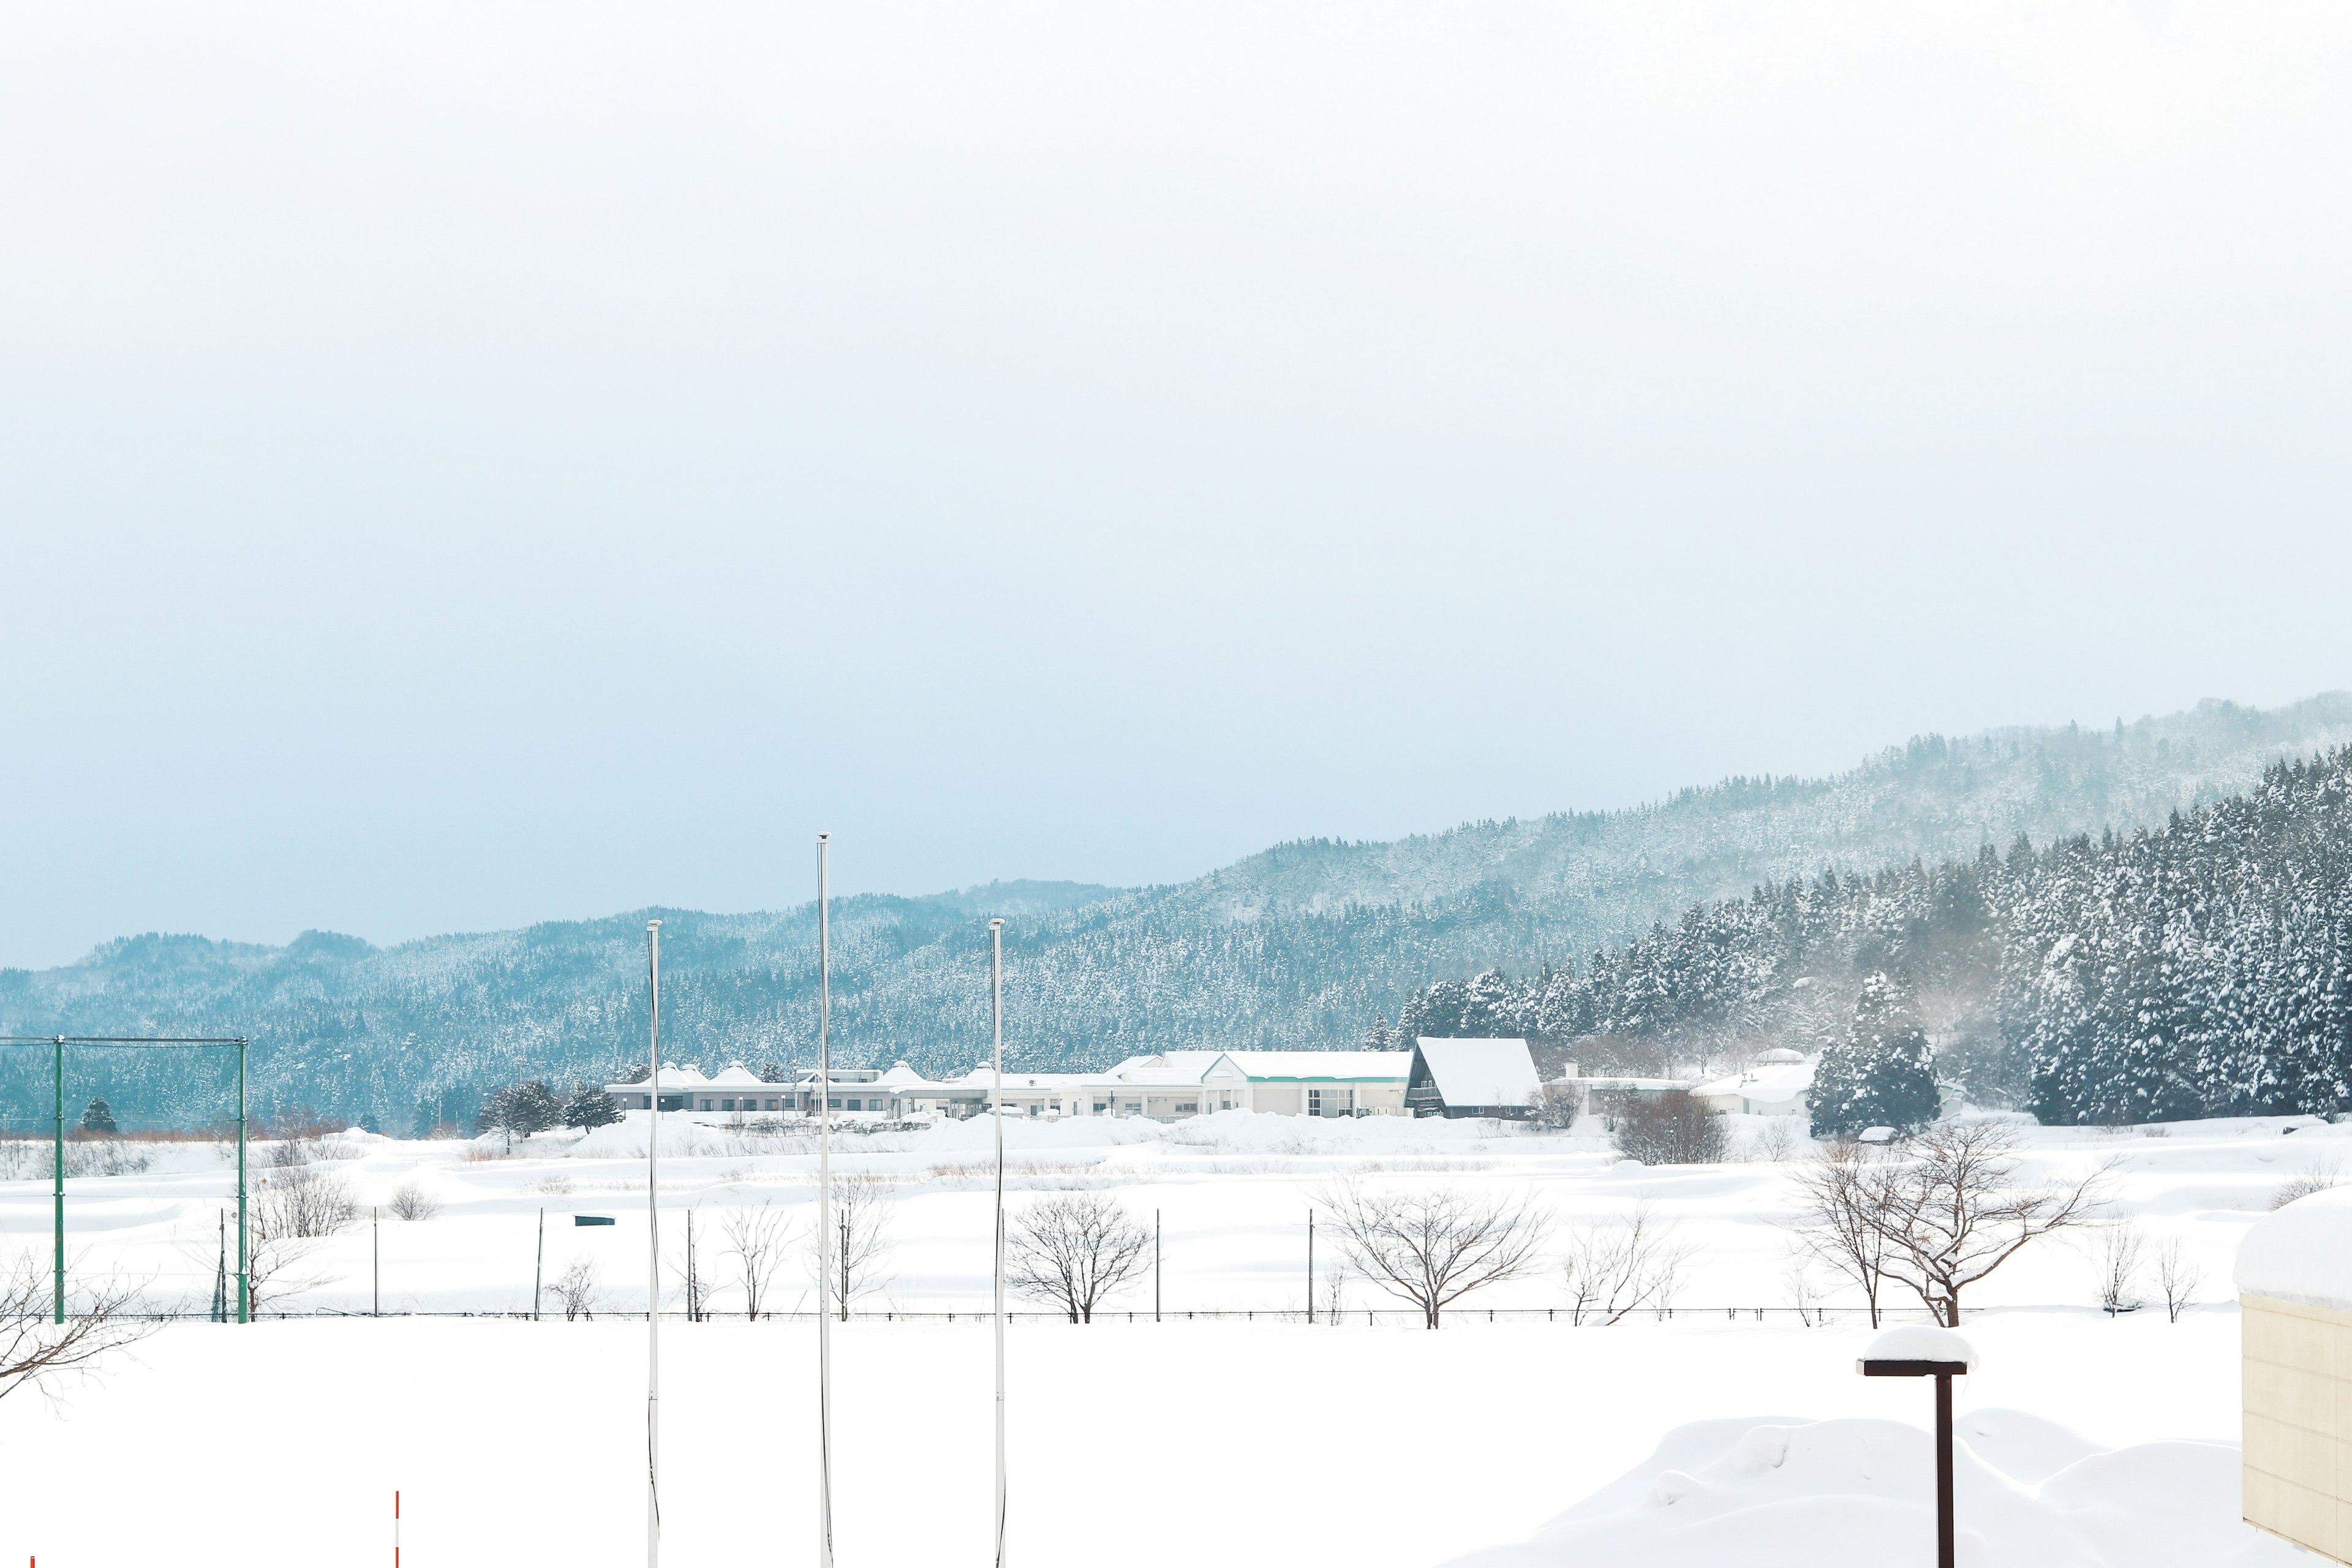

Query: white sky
[[4, 2, 2350, 967]]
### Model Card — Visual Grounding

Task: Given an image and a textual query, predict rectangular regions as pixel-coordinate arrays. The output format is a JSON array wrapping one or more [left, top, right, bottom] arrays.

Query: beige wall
[[2244, 1291, 2352, 1562], [1250, 1084, 1305, 1115]]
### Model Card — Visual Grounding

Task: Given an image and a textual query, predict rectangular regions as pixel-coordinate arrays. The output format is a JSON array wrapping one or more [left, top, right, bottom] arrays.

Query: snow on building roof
[[606, 1063, 711, 1090], [2237, 1183, 2352, 1306], [1414, 1038, 1540, 1108], [1691, 1058, 1815, 1104], [708, 1064, 765, 1086], [1215, 1050, 1413, 1081], [876, 1061, 928, 1087]]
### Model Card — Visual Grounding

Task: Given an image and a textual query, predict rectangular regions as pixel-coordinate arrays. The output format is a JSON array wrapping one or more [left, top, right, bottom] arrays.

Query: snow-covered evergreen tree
[[565, 1084, 622, 1129], [1807, 973, 1940, 1136]]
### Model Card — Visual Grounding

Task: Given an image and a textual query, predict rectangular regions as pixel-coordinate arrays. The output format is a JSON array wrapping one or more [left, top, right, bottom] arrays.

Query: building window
[[828, 1098, 842, 1110], [1093, 1102, 1107, 1113], [699, 1098, 713, 1110], [847, 1098, 862, 1111], [721, 1098, 736, 1111], [1177, 1102, 1197, 1113]]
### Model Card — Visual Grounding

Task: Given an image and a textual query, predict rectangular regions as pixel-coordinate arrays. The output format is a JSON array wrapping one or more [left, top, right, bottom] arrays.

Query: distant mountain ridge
[[4, 694, 2348, 1130]]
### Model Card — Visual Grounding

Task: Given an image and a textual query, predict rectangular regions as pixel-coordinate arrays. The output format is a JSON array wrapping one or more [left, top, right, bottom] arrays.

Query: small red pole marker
[[394, 1489, 401, 1568]]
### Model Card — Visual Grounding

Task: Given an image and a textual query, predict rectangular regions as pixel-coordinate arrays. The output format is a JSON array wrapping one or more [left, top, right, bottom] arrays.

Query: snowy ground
[[1, 1107, 2331, 1318], [0, 1109, 2332, 1564]]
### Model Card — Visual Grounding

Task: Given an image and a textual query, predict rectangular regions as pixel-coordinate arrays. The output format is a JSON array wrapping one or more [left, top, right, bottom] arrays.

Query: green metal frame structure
[[1, 1035, 250, 1324]]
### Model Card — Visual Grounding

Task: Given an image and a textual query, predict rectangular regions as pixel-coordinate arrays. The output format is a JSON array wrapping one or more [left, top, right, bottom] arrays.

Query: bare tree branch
[[721, 1201, 796, 1321], [1787, 1140, 1901, 1327], [1559, 1200, 1690, 1325], [1318, 1179, 1549, 1329], [1864, 1121, 2113, 1325], [0, 1251, 150, 1407], [1005, 1192, 1150, 1323]]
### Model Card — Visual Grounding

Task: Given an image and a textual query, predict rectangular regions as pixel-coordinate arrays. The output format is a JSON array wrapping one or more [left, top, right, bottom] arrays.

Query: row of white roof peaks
[[612, 1044, 1499, 1095]]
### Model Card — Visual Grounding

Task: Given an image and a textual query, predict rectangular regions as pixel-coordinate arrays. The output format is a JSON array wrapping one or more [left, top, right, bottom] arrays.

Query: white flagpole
[[990, 917, 1008, 1568], [646, 918, 663, 1568], [816, 834, 836, 1568]]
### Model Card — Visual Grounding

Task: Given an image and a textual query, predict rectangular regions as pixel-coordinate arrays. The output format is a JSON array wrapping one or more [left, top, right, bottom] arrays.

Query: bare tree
[[1560, 1200, 1690, 1325], [2272, 1158, 2341, 1210], [1751, 1118, 1800, 1163], [552, 1257, 600, 1320], [1784, 1262, 1829, 1327], [388, 1181, 440, 1221], [1610, 1091, 1728, 1166], [241, 1172, 347, 1314], [0, 1251, 149, 1406], [722, 1201, 796, 1320], [1319, 1180, 1549, 1329], [815, 1172, 898, 1319], [1870, 1121, 2112, 1325], [2094, 1223, 2144, 1316], [1005, 1192, 1152, 1323], [2153, 1235, 2203, 1324], [257, 1167, 359, 1239], [1788, 1140, 1901, 1327], [1319, 1262, 1348, 1324]]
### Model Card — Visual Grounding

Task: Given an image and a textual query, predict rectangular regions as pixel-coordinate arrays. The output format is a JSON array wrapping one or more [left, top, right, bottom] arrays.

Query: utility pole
[[990, 916, 1008, 1568], [1306, 1211, 1314, 1325], [238, 1036, 250, 1324], [52, 1035, 64, 1324], [1155, 1209, 1161, 1323], [373, 1207, 381, 1316], [815, 833, 837, 1568], [534, 1207, 546, 1321], [646, 918, 663, 1568]]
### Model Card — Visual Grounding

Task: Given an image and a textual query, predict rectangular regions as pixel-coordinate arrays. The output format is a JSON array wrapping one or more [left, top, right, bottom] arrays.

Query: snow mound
[[1440, 1412, 2294, 1567], [2236, 1181, 2352, 1305]]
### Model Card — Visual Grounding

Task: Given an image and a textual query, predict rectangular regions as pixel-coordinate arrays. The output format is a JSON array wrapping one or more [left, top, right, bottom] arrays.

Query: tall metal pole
[[1154, 1209, 1161, 1323], [987, 921, 1006, 1568], [237, 1037, 249, 1324], [990, 917, 1008, 1568], [535, 1207, 546, 1321], [52, 1035, 64, 1324], [373, 1207, 381, 1316], [816, 834, 836, 1568], [646, 918, 663, 1568], [1306, 1211, 1314, 1325]]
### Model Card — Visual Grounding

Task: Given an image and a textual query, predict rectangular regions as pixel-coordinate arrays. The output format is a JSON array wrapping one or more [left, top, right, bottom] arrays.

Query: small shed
[[1406, 1038, 1541, 1120], [2238, 1185, 2352, 1562]]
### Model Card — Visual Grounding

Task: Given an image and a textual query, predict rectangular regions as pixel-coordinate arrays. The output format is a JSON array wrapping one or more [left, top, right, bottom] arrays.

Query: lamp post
[[1856, 1327, 1975, 1568]]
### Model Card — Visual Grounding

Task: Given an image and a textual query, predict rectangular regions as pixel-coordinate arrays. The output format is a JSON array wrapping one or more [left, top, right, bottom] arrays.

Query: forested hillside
[[1387, 748, 2352, 1125], [3, 695, 2346, 1131]]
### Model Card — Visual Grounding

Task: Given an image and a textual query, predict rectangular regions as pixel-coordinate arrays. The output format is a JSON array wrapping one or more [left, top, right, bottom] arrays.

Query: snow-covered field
[[0, 1109, 2332, 1564]]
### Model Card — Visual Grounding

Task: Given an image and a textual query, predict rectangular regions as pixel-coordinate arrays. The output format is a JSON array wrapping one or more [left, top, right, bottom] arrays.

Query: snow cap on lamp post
[[1856, 1325, 1980, 1376]]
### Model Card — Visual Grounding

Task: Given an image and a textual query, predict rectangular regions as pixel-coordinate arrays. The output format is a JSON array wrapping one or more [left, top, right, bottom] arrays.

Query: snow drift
[[1441, 1409, 2296, 1567]]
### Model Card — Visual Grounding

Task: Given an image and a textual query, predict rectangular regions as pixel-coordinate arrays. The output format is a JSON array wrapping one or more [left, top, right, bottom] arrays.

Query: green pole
[[52, 1035, 64, 1325], [236, 1037, 250, 1324]]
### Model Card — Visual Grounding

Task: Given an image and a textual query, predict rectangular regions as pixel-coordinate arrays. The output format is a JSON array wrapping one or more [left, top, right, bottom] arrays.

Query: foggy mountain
[[4, 695, 2347, 1131]]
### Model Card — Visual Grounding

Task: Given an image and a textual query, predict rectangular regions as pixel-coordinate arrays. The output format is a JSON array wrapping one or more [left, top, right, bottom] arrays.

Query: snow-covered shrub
[[1611, 1092, 1728, 1165]]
